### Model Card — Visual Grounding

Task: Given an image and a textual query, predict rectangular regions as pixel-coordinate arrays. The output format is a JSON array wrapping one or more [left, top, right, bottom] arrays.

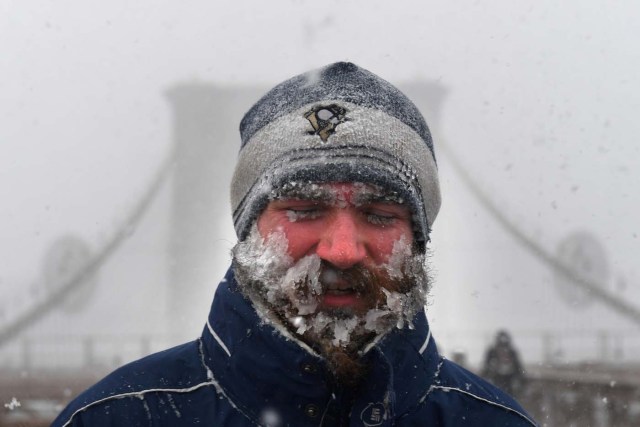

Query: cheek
[[283, 223, 325, 260], [365, 228, 413, 264], [257, 215, 321, 261]]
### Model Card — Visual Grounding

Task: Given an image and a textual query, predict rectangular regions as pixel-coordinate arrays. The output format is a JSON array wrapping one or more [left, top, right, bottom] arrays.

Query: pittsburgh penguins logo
[[304, 104, 348, 142]]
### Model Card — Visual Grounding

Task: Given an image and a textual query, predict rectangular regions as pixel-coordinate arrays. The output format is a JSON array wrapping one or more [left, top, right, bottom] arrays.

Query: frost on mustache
[[233, 219, 429, 352], [280, 254, 321, 315]]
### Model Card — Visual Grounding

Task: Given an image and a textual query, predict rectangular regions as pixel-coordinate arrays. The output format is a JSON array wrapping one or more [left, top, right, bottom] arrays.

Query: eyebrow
[[268, 182, 405, 205], [269, 183, 334, 202], [352, 190, 405, 206]]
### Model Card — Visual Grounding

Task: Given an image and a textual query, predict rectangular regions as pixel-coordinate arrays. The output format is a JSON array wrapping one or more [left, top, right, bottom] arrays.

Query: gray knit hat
[[231, 62, 441, 250]]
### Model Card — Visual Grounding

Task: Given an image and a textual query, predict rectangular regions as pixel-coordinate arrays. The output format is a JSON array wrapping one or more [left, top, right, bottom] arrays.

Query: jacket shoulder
[[402, 359, 537, 426], [51, 340, 215, 427]]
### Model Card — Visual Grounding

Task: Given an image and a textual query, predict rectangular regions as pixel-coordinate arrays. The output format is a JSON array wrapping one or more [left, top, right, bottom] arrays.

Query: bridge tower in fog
[[165, 84, 259, 339]]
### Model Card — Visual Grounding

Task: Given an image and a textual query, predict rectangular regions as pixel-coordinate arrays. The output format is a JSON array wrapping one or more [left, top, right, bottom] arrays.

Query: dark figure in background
[[482, 330, 526, 397]]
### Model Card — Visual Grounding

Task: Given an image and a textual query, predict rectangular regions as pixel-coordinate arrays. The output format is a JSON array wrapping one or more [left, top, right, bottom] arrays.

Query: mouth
[[325, 288, 355, 296], [321, 281, 363, 309], [323, 274, 359, 293], [321, 268, 357, 290], [317, 266, 372, 311], [324, 277, 357, 293]]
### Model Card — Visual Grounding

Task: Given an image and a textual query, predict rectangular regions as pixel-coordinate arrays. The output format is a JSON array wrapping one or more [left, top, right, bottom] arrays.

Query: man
[[53, 62, 537, 426]]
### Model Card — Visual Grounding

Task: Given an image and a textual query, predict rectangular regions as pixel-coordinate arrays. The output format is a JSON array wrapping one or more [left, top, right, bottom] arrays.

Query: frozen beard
[[232, 224, 431, 387]]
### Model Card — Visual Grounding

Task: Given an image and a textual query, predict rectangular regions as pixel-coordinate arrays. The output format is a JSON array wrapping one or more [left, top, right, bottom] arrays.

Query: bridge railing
[[520, 363, 640, 427], [2, 329, 640, 372], [439, 328, 640, 368], [0, 334, 183, 372]]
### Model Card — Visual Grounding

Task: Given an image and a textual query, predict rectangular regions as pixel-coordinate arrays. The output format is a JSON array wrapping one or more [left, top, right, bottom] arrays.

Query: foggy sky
[[2, 1, 639, 365]]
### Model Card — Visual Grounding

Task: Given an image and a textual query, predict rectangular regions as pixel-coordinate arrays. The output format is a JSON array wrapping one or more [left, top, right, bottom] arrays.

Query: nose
[[315, 210, 367, 269]]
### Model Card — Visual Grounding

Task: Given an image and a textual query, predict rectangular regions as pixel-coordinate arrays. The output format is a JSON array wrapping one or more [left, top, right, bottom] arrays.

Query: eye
[[361, 202, 411, 227], [365, 210, 397, 226], [285, 206, 323, 222]]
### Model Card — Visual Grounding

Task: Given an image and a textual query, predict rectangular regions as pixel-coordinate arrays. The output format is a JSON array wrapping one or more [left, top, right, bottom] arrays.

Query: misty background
[[1, 0, 639, 375]]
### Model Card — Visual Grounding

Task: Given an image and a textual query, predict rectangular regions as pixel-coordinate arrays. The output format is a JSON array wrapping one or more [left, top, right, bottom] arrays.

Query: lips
[[321, 268, 357, 291], [325, 288, 354, 296], [322, 293, 361, 309], [321, 281, 363, 309], [323, 278, 361, 296], [317, 266, 372, 311], [324, 278, 356, 292]]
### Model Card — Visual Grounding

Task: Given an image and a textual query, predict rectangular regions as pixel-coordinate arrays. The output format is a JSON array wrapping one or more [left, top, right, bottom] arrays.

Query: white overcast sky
[[1, 1, 639, 351]]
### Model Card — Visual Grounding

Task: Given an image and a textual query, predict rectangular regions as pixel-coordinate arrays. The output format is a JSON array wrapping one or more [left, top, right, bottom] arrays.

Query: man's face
[[232, 181, 430, 382], [256, 182, 414, 314]]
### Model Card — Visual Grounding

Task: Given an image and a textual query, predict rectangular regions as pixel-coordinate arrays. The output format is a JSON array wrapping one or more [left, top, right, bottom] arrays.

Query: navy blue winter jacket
[[53, 268, 537, 426]]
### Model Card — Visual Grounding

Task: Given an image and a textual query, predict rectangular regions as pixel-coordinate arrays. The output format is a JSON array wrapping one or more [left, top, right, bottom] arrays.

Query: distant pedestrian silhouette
[[482, 330, 525, 397]]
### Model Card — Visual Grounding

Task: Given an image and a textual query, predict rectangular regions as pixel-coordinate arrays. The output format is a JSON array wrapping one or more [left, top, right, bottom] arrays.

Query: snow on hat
[[231, 62, 441, 249]]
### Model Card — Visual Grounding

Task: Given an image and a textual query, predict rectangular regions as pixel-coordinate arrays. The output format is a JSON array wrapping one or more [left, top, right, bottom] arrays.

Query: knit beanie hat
[[231, 62, 441, 250]]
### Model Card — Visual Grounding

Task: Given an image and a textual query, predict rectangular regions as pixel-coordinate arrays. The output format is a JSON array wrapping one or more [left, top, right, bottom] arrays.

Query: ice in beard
[[233, 224, 429, 351]]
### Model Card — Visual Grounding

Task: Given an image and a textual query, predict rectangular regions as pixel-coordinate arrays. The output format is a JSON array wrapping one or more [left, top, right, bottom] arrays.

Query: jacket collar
[[201, 268, 443, 425]]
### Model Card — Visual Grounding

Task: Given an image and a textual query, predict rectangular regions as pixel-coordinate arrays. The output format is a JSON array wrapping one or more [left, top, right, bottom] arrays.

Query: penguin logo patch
[[304, 104, 347, 142]]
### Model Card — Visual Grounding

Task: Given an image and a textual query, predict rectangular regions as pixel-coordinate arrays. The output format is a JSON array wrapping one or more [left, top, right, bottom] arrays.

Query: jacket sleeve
[[52, 394, 156, 427]]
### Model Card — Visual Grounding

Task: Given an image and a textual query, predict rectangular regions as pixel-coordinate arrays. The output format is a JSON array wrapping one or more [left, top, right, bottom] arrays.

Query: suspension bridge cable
[[438, 141, 640, 326], [0, 149, 176, 347]]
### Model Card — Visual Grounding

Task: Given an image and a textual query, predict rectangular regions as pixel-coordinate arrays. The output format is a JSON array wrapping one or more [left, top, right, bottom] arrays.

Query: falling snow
[[4, 397, 21, 410]]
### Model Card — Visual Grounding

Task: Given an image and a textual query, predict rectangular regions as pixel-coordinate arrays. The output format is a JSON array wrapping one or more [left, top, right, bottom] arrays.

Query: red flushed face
[[257, 182, 414, 313], [233, 180, 430, 363]]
